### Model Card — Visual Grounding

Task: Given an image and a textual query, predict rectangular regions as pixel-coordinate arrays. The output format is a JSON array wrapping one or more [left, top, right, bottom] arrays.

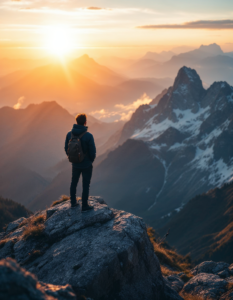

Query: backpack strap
[[78, 132, 87, 139], [71, 132, 86, 139]]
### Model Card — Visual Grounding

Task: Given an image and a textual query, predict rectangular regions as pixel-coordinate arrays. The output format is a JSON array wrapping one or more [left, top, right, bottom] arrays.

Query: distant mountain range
[[26, 67, 233, 224], [0, 57, 52, 77], [2, 44, 230, 117], [106, 44, 233, 86], [141, 51, 175, 62], [159, 181, 233, 263], [0, 55, 166, 115]]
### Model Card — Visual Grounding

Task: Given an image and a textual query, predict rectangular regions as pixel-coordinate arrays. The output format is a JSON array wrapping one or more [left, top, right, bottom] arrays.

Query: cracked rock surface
[[0, 197, 178, 300], [0, 257, 76, 300]]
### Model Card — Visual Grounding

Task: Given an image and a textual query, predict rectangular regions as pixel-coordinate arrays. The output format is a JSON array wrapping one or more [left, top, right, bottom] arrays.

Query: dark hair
[[75, 113, 87, 125]]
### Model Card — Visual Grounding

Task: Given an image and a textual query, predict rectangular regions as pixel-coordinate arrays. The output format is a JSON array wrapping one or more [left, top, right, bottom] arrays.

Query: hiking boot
[[82, 205, 94, 212], [71, 202, 79, 208]]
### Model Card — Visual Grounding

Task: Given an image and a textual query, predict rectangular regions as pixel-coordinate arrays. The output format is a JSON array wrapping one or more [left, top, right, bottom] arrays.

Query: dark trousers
[[70, 165, 93, 206]]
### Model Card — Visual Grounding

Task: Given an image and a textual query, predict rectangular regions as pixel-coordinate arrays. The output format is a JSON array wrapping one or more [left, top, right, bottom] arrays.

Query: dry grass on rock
[[147, 227, 193, 278], [22, 214, 46, 240], [51, 195, 70, 207], [227, 282, 233, 291], [180, 293, 204, 300], [18, 218, 29, 228]]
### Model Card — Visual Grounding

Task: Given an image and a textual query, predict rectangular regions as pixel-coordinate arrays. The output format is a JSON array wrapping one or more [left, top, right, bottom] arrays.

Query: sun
[[45, 25, 73, 57]]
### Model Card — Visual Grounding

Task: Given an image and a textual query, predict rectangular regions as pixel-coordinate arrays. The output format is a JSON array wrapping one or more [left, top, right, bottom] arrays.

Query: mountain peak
[[75, 54, 96, 65], [173, 66, 203, 90], [26, 100, 63, 111], [160, 67, 205, 113], [198, 43, 223, 55], [79, 53, 90, 60]]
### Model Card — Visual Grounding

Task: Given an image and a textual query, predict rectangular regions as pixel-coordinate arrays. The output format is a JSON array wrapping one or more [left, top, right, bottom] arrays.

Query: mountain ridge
[[99, 66, 233, 226], [119, 43, 233, 85], [159, 181, 233, 263]]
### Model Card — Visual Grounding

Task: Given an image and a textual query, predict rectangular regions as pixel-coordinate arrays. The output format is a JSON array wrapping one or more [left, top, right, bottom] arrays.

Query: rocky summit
[[0, 197, 181, 300]]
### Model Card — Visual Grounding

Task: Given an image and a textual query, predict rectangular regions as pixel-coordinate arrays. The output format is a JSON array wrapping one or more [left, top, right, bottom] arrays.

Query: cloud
[[87, 7, 104, 10], [137, 19, 233, 30], [13, 96, 25, 109], [90, 93, 152, 122]]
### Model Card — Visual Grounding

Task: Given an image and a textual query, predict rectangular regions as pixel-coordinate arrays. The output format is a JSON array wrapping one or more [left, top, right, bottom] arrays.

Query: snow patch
[[192, 145, 214, 171], [201, 119, 230, 145], [149, 104, 157, 109], [169, 143, 183, 150], [174, 84, 189, 95], [146, 187, 151, 193], [150, 143, 167, 151], [184, 67, 196, 82], [208, 159, 233, 187], [227, 93, 233, 104], [161, 212, 172, 219], [132, 106, 210, 141], [148, 156, 170, 210], [175, 203, 185, 213]]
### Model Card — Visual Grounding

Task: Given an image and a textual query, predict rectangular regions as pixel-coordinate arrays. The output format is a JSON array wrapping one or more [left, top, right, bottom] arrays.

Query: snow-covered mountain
[[118, 66, 233, 224]]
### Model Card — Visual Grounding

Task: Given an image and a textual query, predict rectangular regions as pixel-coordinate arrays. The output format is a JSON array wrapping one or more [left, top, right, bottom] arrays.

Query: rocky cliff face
[[116, 66, 233, 226], [0, 197, 181, 300]]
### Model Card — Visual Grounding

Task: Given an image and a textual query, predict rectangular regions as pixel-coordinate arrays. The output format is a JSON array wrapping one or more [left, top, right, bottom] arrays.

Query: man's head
[[75, 113, 87, 126]]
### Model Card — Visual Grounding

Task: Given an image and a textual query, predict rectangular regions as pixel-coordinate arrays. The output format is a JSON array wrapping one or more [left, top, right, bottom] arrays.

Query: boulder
[[218, 269, 230, 278], [0, 257, 76, 300], [163, 278, 184, 300], [183, 272, 228, 299], [191, 261, 230, 275], [220, 290, 233, 300], [5, 217, 26, 234], [0, 197, 180, 300], [229, 264, 233, 276], [166, 275, 184, 292]]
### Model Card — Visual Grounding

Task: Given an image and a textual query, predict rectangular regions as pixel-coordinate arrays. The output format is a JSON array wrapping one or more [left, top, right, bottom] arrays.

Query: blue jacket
[[65, 124, 96, 169]]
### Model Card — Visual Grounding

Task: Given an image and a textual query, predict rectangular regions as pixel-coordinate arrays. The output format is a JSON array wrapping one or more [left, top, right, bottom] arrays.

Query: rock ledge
[[0, 197, 180, 300]]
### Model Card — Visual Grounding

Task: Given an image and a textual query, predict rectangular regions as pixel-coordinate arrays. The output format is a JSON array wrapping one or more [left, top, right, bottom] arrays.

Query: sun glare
[[45, 25, 73, 57]]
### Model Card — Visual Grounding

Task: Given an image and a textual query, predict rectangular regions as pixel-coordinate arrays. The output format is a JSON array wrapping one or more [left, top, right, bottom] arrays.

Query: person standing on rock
[[65, 113, 96, 212]]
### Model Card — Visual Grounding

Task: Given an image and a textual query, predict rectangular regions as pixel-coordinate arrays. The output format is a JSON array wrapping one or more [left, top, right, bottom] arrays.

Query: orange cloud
[[13, 96, 25, 109], [90, 93, 152, 122]]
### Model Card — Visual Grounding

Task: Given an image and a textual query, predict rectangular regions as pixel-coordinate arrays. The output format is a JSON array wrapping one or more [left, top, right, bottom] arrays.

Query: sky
[[0, 0, 233, 59]]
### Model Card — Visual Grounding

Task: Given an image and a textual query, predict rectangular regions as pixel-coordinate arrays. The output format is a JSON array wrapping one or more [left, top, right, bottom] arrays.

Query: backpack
[[68, 132, 86, 163]]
